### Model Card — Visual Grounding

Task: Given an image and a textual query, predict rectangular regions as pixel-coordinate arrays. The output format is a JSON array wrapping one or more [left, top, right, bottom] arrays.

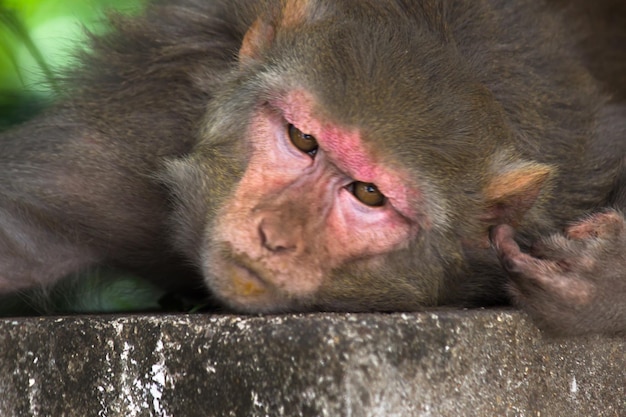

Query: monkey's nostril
[[258, 224, 268, 247], [271, 244, 294, 253]]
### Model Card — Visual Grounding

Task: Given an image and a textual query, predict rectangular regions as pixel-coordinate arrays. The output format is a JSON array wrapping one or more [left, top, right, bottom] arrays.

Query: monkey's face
[[180, 0, 512, 312], [205, 90, 426, 312]]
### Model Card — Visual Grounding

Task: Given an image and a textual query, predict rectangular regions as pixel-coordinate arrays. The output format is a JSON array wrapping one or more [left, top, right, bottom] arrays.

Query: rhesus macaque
[[0, 0, 625, 336]]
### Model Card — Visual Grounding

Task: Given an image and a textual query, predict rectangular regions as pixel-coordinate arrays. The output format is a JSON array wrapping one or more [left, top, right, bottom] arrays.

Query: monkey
[[0, 0, 625, 336]]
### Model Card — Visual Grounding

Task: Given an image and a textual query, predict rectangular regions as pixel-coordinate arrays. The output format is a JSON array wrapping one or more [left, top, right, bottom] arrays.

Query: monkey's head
[[165, 0, 553, 313]]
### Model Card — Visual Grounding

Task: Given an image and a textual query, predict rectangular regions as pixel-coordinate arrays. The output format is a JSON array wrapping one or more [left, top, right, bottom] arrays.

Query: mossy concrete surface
[[0, 309, 624, 417]]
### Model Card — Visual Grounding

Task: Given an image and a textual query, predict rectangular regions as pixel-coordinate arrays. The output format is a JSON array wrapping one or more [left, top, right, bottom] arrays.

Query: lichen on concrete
[[0, 310, 624, 416]]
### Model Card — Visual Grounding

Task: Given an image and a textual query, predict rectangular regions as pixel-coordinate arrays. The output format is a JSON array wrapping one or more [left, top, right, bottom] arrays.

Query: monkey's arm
[[0, 116, 180, 293], [491, 211, 626, 336]]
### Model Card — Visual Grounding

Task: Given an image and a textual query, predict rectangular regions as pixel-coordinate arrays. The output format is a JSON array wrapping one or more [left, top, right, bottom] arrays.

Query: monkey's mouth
[[210, 252, 306, 313], [226, 261, 270, 298], [207, 244, 317, 312]]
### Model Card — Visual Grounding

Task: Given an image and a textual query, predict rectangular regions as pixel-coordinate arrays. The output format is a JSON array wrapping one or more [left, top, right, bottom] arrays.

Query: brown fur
[[0, 0, 625, 335]]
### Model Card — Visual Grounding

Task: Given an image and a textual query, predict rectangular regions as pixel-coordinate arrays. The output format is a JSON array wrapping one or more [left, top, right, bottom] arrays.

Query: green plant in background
[[0, 0, 145, 128], [0, 0, 197, 315]]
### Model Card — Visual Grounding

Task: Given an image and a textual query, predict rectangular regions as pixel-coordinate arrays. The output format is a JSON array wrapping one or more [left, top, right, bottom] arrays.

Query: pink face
[[206, 90, 422, 311]]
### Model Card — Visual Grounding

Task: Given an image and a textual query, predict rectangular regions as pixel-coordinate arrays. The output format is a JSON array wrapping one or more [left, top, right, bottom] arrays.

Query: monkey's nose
[[258, 219, 299, 253]]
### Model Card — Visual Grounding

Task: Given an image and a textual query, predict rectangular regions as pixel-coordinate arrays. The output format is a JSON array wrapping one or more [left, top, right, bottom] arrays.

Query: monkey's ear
[[482, 161, 553, 227], [280, 0, 312, 27], [239, 18, 275, 63], [239, 0, 313, 63]]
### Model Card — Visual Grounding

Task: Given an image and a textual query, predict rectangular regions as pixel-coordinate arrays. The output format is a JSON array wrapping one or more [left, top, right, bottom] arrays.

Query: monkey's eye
[[349, 182, 386, 207], [288, 124, 318, 156]]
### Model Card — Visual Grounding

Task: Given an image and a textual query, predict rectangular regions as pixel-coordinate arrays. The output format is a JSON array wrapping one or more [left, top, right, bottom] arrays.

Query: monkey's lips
[[210, 255, 304, 313], [226, 262, 268, 296], [212, 257, 288, 312]]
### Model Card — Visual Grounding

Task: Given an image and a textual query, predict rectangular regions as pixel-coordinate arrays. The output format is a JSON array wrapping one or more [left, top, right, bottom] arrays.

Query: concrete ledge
[[0, 309, 624, 416]]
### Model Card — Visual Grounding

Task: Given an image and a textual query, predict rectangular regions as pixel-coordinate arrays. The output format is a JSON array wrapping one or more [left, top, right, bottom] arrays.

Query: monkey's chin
[[208, 259, 297, 313]]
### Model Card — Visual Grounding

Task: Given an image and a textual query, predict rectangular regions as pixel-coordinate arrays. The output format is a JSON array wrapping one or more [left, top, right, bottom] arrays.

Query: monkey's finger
[[490, 225, 561, 280], [491, 226, 594, 303], [489, 224, 517, 253], [491, 225, 534, 270]]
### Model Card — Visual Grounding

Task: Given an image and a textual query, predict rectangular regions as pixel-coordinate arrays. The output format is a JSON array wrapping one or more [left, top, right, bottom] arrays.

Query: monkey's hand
[[491, 210, 626, 336]]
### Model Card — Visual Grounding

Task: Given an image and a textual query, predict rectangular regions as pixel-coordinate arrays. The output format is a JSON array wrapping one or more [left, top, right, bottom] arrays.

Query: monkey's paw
[[491, 210, 626, 336]]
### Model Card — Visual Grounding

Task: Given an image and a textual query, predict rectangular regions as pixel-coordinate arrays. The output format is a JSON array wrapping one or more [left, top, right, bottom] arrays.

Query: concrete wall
[[0, 309, 624, 416]]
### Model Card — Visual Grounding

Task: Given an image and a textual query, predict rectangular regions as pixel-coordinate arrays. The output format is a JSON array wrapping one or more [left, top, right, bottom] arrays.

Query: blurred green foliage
[[0, 0, 145, 127], [0, 269, 168, 316]]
